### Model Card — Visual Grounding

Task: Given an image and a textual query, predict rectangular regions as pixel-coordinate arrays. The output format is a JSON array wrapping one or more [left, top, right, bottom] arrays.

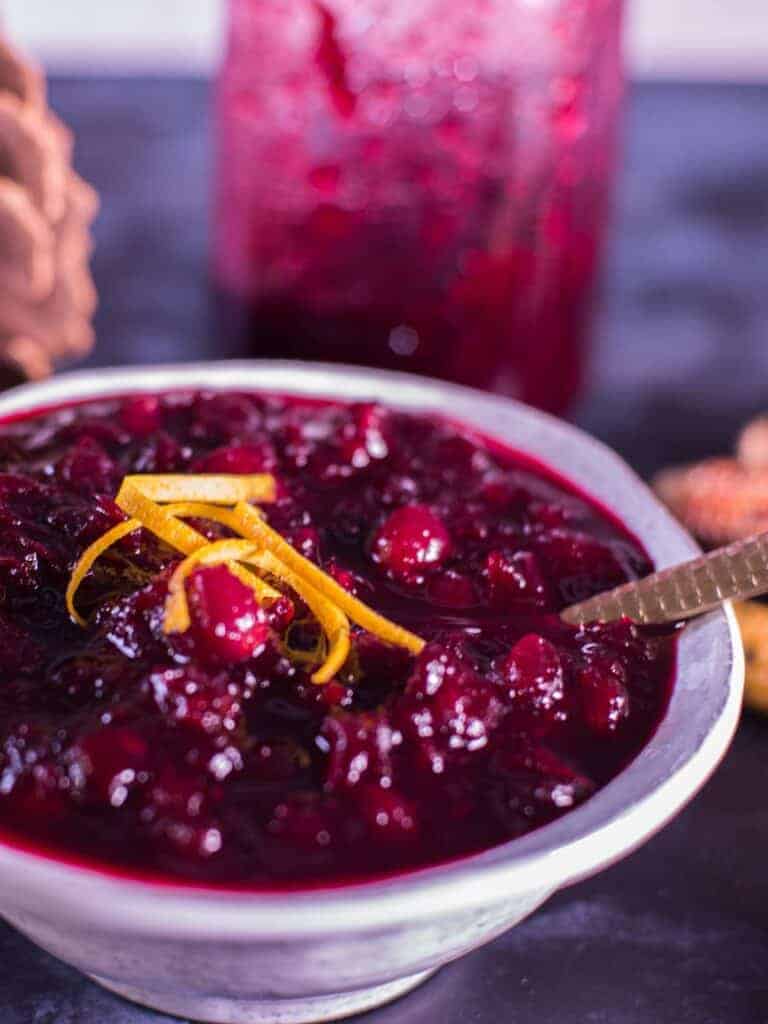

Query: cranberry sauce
[[0, 391, 676, 886]]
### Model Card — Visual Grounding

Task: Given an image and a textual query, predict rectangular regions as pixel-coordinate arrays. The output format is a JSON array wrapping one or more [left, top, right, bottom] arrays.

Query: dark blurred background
[[6, 0, 765, 478], [50, 76, 768, 480]]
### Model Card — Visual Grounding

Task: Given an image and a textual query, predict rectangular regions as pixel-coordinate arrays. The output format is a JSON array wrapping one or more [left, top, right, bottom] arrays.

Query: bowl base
[[88, 967, 436, 1023]]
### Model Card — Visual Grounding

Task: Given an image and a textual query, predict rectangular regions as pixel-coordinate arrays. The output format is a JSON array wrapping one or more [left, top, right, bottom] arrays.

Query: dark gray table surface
[[1, 77, 767, 1023]]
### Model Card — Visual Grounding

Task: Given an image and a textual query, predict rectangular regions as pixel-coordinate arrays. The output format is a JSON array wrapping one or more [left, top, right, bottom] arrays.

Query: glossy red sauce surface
[[0, 391, 676, 886]]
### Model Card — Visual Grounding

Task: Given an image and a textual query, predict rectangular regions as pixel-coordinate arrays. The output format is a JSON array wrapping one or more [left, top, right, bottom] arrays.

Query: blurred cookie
[[734, 600, 768, 714], [653, 459, 768, 546]]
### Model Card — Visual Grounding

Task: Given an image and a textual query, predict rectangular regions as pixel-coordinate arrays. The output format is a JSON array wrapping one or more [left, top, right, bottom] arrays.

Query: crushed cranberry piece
[[487, 743, 596, 835], [498, 634, 565, 731], [398, 643, 504, 772], [427, 570, 477, 608], [0, 391, 676, 886], [486, 549, 552, 610], [134, 431, 184, 474], [148, 665, 243, 737], [321, 710, 397, 792], [534, 529, 627, 605], [578, 662, 631, 735], [55, 436, 118, 496]]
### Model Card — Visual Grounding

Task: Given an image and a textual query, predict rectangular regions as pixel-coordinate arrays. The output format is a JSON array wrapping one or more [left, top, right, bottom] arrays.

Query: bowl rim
[[0, 360, 744, 936]]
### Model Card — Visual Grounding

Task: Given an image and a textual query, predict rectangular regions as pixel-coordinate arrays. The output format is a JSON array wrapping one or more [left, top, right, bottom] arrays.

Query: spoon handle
[[561, 532, 768, 626]]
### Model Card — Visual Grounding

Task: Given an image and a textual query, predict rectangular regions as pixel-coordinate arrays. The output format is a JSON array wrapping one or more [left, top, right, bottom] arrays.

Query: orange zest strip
[[66, 517, 143, 626], [246, 549, 350, 684], [226, 562, 282, 606], [234, 502, 426, 657], [159, 504, 280, 605], [116, 479, 211, 556], [71, 473, 423, 686], [164, 539, 260, 634], [120, 474, 276, 505], [163, 540, 346, 683], [162, 502, 245, 534]]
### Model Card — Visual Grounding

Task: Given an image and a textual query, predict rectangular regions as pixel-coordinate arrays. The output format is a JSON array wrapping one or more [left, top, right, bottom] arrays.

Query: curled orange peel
[[65, 517, 143, 625], [67, 473, 423, 684], [164, 538, 262, 634], [234, 502, 426, 656], [116, 478, 207, 556], [245, 549, 351, 684], [163, 539, 348, 683]]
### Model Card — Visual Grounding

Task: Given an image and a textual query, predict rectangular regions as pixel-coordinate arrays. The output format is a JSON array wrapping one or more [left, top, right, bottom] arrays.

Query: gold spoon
[[561, 532, 768, 626]]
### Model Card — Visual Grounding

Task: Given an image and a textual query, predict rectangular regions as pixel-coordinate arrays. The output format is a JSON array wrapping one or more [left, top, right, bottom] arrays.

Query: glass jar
[[215, 0, 624, 413]]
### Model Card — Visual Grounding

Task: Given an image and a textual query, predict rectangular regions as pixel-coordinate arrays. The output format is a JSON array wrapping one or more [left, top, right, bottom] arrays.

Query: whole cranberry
[[371, 504, 451, 583], [196, 442, 277, 475], [498, 634, 565, 728], [186, 565, 271, 665], [119, 395, 161, 437], [578, 662, 630, 734], [581, 618, 656, 666], [485, 550, 551, 610]]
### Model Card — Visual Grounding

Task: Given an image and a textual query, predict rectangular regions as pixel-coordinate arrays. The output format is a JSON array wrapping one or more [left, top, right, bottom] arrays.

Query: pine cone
[[0, 39, 97, 384]]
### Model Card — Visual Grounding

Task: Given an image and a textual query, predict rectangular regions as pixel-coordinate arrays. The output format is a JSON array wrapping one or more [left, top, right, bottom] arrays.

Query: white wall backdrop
[[4, 0, 768, 80]]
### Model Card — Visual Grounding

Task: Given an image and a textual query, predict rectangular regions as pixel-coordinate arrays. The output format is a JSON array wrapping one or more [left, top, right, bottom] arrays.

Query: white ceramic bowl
[[0, 362, 743, 1024]]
